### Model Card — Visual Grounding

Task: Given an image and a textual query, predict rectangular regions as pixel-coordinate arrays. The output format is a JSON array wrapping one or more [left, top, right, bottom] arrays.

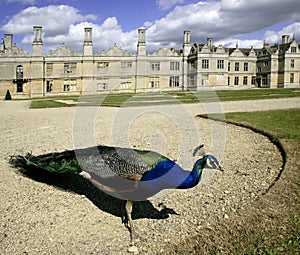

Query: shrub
[[5, 89, 12, 100]]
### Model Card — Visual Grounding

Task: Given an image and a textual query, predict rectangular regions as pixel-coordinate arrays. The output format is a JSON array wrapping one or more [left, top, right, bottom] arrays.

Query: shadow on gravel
[[9, 153, 179, 222]]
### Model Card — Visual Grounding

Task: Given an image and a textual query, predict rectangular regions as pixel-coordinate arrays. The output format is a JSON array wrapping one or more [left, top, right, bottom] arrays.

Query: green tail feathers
[[11, 151, 82, 174]]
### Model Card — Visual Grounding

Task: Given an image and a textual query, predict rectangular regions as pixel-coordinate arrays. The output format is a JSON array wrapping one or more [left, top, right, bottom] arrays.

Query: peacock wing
[[79, 146, 168, 181]]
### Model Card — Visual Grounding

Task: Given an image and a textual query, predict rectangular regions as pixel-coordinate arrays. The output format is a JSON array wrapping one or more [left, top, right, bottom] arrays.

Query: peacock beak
[[217, 164, 224, 171]]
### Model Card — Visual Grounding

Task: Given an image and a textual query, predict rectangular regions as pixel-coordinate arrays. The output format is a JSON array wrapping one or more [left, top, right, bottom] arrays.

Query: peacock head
[[193, 145, 224, 171], [203, 154, 224, 171]]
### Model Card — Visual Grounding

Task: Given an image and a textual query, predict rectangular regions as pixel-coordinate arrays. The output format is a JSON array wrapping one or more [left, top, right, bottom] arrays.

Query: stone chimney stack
[[4, 34, 13, 49], [183, 31, 191, 56], [282, 35, 290, 44], [84, 27, 93, 55], [32, 26, 43, 56], [207, 38, 213, 48], [137, 28, 146, 56], [184, 30, 190, 45]]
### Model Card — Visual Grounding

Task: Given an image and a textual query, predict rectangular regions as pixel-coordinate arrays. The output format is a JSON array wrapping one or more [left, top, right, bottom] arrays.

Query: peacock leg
[[125, 200, 135, 245]]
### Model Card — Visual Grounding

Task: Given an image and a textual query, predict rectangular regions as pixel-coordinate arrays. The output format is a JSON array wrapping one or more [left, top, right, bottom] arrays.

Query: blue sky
[[1, 0, 300, 54]]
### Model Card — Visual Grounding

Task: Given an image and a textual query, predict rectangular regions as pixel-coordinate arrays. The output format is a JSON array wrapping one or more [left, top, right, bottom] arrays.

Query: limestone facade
[[0, 26, 299, 98]]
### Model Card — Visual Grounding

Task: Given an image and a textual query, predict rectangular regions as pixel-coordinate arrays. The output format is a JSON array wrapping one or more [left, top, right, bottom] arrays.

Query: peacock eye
[[205, 158, 218, 169]]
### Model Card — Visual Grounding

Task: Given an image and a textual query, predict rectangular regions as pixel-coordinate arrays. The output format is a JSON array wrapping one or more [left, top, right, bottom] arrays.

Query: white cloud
[[1, 1, 300, 54], [156, 0, 185, 10], [20, 17, 138, 54], [1, 5, 96, 35], [1, 5, 100, 52], [216, 38, 263, 49], [264, 22, 300, 44], [146, 0, 300, 49]]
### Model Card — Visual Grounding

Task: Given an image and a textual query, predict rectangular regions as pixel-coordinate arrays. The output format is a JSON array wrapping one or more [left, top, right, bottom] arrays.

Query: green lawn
[[224, 109, 300, 141], [29, 88, 300, 108]]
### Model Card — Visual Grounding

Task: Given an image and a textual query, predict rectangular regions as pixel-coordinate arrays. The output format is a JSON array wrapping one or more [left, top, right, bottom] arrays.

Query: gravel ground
[[0, 98, 299, 254]]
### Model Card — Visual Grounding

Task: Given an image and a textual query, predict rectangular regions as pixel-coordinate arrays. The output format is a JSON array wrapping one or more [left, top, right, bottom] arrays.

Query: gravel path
[[0, 97, 299, 254]]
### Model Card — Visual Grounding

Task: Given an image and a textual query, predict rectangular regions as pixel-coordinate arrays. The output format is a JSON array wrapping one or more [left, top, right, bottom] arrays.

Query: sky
[[0, 0, 300, 54]]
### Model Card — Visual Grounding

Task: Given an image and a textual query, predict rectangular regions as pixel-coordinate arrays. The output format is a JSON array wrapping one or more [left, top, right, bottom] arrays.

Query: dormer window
[[291, 46, 297, 53]]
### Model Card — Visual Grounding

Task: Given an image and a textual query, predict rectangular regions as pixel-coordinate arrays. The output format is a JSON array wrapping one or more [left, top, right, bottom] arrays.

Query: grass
[[164, 108, 300, 255], [223, 109, 300, 141], [27, 88, 300, 108], [30, 100, 75, 108]]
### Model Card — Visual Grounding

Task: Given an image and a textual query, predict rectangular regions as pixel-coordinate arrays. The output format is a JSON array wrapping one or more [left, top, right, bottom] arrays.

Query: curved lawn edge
[[196, 114, 286, 195]]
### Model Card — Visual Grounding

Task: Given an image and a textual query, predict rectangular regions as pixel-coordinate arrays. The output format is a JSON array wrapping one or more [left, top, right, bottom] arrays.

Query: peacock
[[11, 144, 223, 246]]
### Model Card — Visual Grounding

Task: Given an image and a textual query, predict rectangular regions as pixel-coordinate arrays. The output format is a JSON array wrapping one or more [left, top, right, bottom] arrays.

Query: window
[[16, 65, 23, 79], [120, 77, 132, 89], [263, 61, 269, 67], [244, 62, 248, 72], [202, 59, 209, 69], [258, 67, 262, 73], [121, 62, 132, 72], [189, 61, 197, 71], [188, 75, 196, 86], [46, 80, 53, 92], [169, 76, 180, 87], [235, 62, 239, 71], [251, 76, 256, 85], [228, 77, 230, 86], [217, 60, 224, 69], [228, 62, 231, 71], [291, 46, 297, 53], [234, 76, 239, 85], [98, 62, 109, 72], [201, 74, 209, 86], [151, 62, 160, 71], [16, 65, 24, 93], [63, 84, 70, 91], [149, 77, 160, 88], [291, 59, 295, 68], [16, 83, 23, 93], [63, 80, 76, 92], [46, 63, 53, 75], [243, 76, 248, 85], [64, 63, 76, 73], [97, 78, 108, 91], [170, 62, 180, 71], [290, 73, 294, 83]]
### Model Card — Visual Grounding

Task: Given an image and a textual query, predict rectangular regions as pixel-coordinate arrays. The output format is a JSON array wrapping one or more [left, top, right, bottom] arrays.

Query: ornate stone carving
[[0, 44, 29, 57], [48, 43, 78, 56], [151, 46, 180, 56], [99, 43, 131, 56]]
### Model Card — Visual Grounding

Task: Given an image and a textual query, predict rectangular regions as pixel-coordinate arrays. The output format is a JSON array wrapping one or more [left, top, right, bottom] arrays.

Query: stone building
[[0, 26, 299, 98]]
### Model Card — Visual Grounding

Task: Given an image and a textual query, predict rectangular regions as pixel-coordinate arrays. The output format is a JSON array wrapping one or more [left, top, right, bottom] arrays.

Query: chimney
[[32, 26, 43, 56], [207, 38, 213, 48], [282, 35, 290, 44], [183, 31, 191, 56], [4, 34, 13, 49], [84, 27, 93, 55], [184, 31, 190, 45], [137, 28, 146, 56]]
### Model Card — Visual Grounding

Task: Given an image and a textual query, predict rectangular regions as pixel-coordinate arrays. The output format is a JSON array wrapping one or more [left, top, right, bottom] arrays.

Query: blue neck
[[139, 157, 207, 196], [177, 158, 206, 189]]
